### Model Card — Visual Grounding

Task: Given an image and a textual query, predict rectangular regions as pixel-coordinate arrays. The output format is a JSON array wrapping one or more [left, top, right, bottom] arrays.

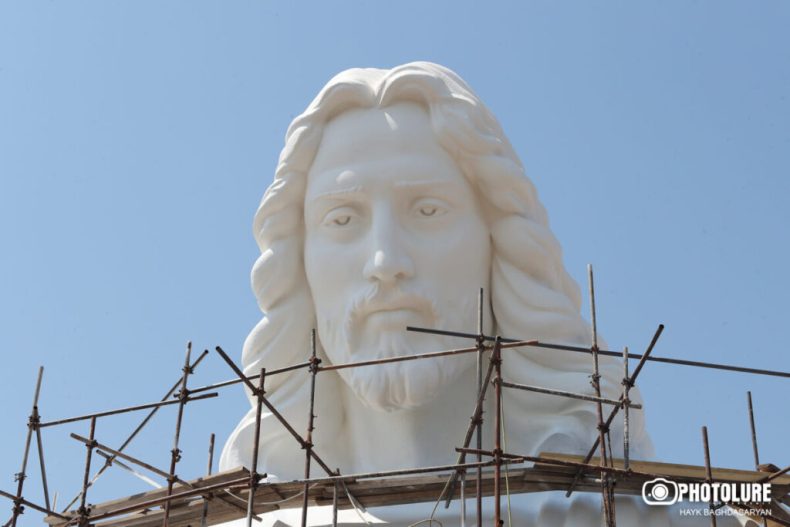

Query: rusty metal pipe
[[34, 426, 50, 511], [10, 366, 44, 527], [587, 265, 615, 527], [476, 288, 484, 527], [163, 342, 194, 527], [499, 380, 642, 409], [301, 330, 319, 527], [408, 324, 789, 380], [70, 434, 171, 479], [40, 392, 218, 428], [745, 392, 768, 527], [77, 417, 97, 525], [623, 347, 631, 471], [701, 426, 717, 527], [747, 392, 760, 470], [247, 368, 266, 527], [200, 433, 215, 527], [455, 448, 664, 480], [188, 360, 312, 396], [95, 451, 160, 489], [0, 489, 69, 521], [319, 343, 511, 373], [298, 458, 527, 488], [493, 339, 503, 527], [332, 480, 338, 527]]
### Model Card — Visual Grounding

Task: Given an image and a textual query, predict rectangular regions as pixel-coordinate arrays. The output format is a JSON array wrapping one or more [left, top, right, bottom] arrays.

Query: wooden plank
[[44, 468, 250, 526], [79, 470, 628, 527]]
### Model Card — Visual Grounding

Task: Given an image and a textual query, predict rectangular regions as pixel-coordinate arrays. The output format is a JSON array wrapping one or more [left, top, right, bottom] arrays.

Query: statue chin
[[327, 331, 472, 412]]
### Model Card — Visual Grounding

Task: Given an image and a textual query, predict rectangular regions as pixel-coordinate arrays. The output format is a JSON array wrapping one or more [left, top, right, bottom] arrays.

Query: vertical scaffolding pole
[[34, 422, 51, 511], [746, 392, 768, 527], [459, 292, 476, 527], [622, 347, 631, 471], [332, 467, 339, 527], [460, 472, 466, 527], [78, 417, 97, 526], [247, 368, 266, 527], [587, 265, 615, 527], [492, 338, 503, 527], [11, 367, 44, 527], [200, 433, 215, 527], [163, 342, 194, 527], [476, 288, 484, 527], [301, 330, 320, 527], [701, 426, 717, 527], [747, 391, 760, 470]]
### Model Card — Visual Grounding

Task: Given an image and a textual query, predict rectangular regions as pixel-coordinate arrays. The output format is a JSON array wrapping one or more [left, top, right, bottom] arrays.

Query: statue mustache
[[346, 283, 440, 329]]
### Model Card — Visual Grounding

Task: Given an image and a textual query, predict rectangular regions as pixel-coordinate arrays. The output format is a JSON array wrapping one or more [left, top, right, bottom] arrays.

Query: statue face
[[304, 102, 492, 411]]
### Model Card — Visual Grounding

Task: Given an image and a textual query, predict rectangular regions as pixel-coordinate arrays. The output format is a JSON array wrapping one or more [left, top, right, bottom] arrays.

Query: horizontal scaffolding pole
[[188, 361, 313, 396], [498, 380, 643, 409], [455, 448, 663, 481], [96, 450, 162, 489], [320, 338, 586, 373], [0, 489, 69, 521], [407, 325, 790, 379], [271, 458, 528, 488], [40, 392, 218, 428], [71, 434, 172, 480]]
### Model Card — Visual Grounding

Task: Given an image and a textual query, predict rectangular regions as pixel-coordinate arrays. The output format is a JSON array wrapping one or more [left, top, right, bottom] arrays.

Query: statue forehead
[[311, 102, 451, 170], [304, 102, 477, 226]]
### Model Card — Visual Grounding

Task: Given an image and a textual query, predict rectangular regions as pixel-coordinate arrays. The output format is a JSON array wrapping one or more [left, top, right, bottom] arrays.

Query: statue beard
[[316, 283, 477, 412]]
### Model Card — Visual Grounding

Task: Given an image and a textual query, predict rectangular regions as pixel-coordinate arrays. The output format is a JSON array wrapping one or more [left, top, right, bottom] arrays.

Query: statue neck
[[336, 366, 490, 474]]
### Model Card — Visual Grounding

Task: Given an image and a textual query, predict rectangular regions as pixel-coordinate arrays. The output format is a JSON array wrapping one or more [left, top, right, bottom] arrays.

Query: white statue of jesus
[[219, 62, 743, 527]]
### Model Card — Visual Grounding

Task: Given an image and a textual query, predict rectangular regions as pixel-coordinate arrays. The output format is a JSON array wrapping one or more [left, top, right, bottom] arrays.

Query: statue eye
[[419, 206, 438, 217], [412, 199, 448, 219], [322, 207, 357, 228]]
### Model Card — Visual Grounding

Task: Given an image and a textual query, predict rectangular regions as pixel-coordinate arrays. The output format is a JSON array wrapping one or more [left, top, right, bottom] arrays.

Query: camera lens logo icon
[[642, 478, 679, 506]]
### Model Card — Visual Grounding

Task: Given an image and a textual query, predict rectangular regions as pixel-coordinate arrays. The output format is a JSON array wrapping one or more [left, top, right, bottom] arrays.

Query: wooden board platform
[[45, 454, 790, 527]]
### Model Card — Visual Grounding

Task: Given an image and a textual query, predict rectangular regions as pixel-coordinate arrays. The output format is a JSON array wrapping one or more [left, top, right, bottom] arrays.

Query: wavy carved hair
[[225, 62, 649, 472]]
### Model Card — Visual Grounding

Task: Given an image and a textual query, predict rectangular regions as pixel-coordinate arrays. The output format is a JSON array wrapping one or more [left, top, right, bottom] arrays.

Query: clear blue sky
[[1, 0, 788, 521]]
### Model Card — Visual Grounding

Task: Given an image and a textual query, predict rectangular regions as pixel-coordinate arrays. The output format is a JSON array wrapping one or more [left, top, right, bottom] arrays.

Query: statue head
[[222, 62, 651, 477], [304, 100, 492, 411]]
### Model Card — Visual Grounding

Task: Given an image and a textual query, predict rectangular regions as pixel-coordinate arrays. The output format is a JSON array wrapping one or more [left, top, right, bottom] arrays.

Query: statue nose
[[363, 233, 415, 284]]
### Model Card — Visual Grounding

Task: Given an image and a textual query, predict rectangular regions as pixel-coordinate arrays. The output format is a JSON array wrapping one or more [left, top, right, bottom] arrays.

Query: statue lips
[[366, 307, 420, 330]]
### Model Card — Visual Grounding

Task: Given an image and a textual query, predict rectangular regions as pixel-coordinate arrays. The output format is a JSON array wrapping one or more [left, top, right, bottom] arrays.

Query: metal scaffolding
[[2, 266, 789, 527]]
